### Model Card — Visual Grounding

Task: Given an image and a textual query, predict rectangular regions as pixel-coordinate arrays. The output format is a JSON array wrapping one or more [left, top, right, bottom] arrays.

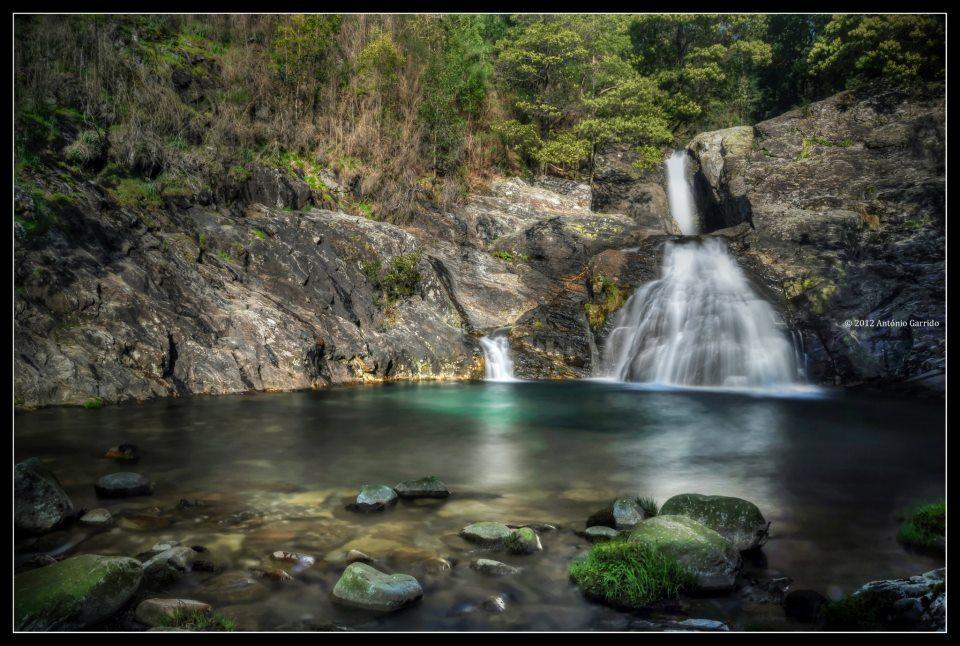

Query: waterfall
[[665, 150, 699, 235], [479, 331, 518, 382], [601, 150, 801, 389]]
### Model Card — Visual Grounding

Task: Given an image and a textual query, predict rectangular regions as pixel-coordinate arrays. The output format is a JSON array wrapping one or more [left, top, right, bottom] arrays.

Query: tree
[[271, 15, 341, 121]]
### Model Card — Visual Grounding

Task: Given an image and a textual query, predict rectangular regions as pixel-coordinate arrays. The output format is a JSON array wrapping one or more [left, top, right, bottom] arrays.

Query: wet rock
[[95, 472, 153, 498], [459, 521, 513, 546], [670, 618, 730, 631], [119, 514, 169, 531], [660, 493, 770, 551], [827, 568, 945, 630], [79, 508, 113, 527], [354, 484, 398, 512], [584, 526, 620, 542], [784, 589, 828, 623], [482, 594, 508, 614], [393, 476, 450, 499], [15, 458, 75, 535], [15, 554, 143, 630], [251, 567, 294, 583], [506, 527, 542, 554], [626, 515, 741, 592], [345, 549, 374, 564], [142, 546, 196, 587], [612, 497, 645, 530], [332, 563, 423, 612], [135, 598, 211, 627], [470, 559, 521, 576]]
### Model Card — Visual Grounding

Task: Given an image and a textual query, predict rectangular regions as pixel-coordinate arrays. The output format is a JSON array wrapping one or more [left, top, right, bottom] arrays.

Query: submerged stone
[[197, 571, 270, 605], [143, 546, 196, 588], [626, 515, 741, 592], [15, 458, 75, 535], [95, 472, 153, 498], [460, 521, 513, 546], [394, 476, 450, 499], [332, 562, 423, 612], [354, 485, 398, 512], [471, 558, 521, 576], [660, 493, 769, 551], [15, 554, 143, 630]]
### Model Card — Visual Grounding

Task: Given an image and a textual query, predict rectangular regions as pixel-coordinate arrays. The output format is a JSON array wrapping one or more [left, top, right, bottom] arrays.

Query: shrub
[[64, 129, 105, 167], [569, 541, 694, 609], [81, 397, 104, 409], [361, 252, 423, 304], [897, 501, 945, 552]]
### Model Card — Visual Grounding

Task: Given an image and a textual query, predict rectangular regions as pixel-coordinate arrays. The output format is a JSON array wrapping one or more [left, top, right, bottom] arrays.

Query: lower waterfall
[[479, 332, 518, 382]]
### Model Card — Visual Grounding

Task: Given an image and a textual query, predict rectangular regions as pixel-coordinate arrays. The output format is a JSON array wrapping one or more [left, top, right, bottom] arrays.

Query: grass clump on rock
[[822, 589, 901, 630], [897, 500, 945, 552], [160, 608, 237, 631], [569, 540, 694, 610]]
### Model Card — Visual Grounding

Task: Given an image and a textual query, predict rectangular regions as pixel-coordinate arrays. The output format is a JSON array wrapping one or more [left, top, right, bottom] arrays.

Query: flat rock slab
[[95, 472, 153, 498], [460, 521, 513, 546], [471, 558, 521, 576], [394, 476, 450, 499], [354, 485, 398, 512], [15, 554, 143, 630], [332, 562, 423, 612], [15, 458, 75, 535], [135, 598, 211, 627]]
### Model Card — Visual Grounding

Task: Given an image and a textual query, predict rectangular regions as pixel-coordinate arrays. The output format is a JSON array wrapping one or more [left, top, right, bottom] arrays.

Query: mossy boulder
[[15, 554, 143, 630], [659, 494, 769, 551], [393, 476, 450, 499], [15, 458, 75, 535], [459, 521, 513, 547], [331, 563, 423, 612], [505, 527, 542, 554], [626, 515, 741, 592]]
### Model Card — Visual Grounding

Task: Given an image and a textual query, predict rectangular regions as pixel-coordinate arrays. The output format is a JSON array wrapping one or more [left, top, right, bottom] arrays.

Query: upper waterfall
[[665, 150, 699, 235]]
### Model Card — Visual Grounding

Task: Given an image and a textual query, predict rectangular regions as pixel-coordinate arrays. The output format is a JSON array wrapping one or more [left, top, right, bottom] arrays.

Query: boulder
[[15, 458, 75, 535], [470, 559, 521, 576], [79, 508, 113, 527], [393, 476, 450, 499], [626, 515, 741, 592], [95, 472, 153, 498], [354, 484, 398, 512], [135, 598, 211, 627], [15, 554, 143, 630], [612, 497, 645, 530], [331, 563, 423, 612], [659, 493, 769, 551], [506, 527, 542, 554], [459, 521, 514, 547], [142, 547, 196, 588]]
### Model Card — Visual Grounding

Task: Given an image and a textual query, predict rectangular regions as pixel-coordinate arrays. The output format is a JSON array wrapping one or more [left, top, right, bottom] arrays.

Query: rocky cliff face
[[685, 85, 945, 393], [14, 86, 944, 407]]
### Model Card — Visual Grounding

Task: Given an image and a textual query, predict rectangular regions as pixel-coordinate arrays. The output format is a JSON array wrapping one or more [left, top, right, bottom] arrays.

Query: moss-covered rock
[[505, 527, 542, 554], [331, 562, 423, 612], [15, 554, 143, 630], [15, 458, 75, 535], [626, 515, 741, 592], [659, 493, 769, 551]]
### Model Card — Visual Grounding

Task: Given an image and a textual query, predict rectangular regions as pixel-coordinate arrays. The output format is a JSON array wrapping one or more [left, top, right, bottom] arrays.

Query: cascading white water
[[479, 332, 518, 382], [666, 150, 699, 235], [602, 150, 801, 389]]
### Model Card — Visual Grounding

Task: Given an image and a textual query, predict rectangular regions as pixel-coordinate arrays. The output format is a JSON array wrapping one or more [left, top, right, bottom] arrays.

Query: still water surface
[[14, 382, 944, 630]]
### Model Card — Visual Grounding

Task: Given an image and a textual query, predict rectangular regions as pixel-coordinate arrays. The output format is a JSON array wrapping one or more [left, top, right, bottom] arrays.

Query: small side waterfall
[[479, 331, 518, 382], [665, 150, 699, 235], [602, 150, 801, 389]]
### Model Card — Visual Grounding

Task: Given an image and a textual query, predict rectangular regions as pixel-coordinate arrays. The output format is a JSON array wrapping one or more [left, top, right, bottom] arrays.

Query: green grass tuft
[[81, 397, 103, 409], [636, 496, 659, 517], [569, 540, 694, 609], [160, 608, 237, 632], [897, 500, 945, 552]]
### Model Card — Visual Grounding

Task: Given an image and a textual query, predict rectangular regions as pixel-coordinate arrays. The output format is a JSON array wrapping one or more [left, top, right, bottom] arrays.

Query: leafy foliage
[[897, 500, 945, 552]]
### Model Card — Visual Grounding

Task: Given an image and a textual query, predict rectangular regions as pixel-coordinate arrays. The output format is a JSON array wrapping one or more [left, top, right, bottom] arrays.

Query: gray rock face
[[95, 472, 153, 498], [459, 522, 514, 547], [592, 144, 679, 234], [354, 484, 398, 512], [393, 476, 450, 499], [687, 86, 944, 393], [15, 458, 75, 535], [331, 563, 423, 612], [660, 493, 769, 551], [135, 598, 211, 627], [15, 554, 143, 630], [849, 568, 945, 630]]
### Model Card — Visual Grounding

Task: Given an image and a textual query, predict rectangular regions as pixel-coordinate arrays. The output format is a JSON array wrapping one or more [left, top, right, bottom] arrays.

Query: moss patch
[[569, 541, 694, 609], [897, 500, 945, 552], [585, 273, 627, 332], [823, 588, 902, 630]]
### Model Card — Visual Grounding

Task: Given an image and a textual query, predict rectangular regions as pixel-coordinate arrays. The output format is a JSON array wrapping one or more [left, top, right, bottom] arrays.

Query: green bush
[[569, 540, 694, 609], [361, 252, 423, 304], [897, 501, 945, 552], [81, 397, 103, 409]]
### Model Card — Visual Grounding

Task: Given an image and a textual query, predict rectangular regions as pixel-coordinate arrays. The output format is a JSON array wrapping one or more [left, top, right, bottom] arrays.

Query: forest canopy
[[14, 13, 945, 219]]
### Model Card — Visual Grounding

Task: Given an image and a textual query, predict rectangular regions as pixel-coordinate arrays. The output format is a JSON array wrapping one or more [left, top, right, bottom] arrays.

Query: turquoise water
[[14, 382, 945, 630]]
